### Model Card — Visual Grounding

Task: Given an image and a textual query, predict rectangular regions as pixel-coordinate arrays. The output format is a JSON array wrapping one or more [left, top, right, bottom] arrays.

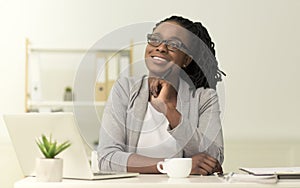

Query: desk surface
[[15, 174, 300, 188]]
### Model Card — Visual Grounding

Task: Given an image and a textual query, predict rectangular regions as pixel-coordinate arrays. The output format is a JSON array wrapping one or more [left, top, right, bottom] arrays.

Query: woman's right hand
[[148, 77, 181, 128], [148, 77, 177, 115], [191, 153, 223, 175]]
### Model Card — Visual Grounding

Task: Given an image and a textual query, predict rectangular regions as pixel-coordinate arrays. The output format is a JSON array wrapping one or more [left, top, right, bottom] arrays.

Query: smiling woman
[[97, 15, 226, 176]]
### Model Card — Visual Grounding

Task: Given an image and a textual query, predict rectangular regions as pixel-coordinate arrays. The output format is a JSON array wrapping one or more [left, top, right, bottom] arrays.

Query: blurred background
[[1, 0, 300, 187]]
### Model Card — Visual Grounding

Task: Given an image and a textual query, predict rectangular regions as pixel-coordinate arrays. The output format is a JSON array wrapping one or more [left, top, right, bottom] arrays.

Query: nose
[[155, 42, 168, 53]]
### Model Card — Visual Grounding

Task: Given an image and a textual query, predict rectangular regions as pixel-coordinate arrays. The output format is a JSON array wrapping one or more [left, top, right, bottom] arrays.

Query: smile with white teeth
[[152, 56, 168, 63]]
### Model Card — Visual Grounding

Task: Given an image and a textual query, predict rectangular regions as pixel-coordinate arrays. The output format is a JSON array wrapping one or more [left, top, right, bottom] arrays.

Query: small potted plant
[[35, 134, 71, 182]]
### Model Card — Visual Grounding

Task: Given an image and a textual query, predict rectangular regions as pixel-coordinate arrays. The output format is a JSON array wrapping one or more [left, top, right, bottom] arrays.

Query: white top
[[136, 102, 179, 158]]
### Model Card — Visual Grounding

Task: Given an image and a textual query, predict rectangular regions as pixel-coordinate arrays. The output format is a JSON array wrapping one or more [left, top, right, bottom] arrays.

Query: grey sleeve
[[169, 89, 224, 164], [97, 78, 132, 172]]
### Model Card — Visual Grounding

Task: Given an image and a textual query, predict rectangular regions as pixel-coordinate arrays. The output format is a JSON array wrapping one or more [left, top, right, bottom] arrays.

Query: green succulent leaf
[[41, 134, 50, 151], [55, 141, 71, 156], [36, 140, 48, 157]]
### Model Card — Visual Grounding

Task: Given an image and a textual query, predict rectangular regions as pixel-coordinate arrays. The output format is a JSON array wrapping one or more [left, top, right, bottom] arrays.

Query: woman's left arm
[[168, 88, 224, 174], [190, 88, 224, 164]]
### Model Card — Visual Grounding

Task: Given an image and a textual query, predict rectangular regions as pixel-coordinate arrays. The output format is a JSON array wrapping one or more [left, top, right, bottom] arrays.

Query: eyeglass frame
[[147, 33, 190, 53]]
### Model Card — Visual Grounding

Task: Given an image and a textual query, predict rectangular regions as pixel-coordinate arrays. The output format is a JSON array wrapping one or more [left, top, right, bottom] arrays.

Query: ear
[[184, 55, 193, 67]]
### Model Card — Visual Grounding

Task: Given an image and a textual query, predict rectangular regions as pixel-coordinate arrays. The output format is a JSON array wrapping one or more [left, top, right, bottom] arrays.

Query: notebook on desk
[[3, 113, 139, 180], [239, 167, 300, 179]]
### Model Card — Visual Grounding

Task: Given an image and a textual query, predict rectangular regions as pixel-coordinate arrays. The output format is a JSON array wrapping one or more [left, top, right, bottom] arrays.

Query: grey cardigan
[[97, 76, 224, 172]]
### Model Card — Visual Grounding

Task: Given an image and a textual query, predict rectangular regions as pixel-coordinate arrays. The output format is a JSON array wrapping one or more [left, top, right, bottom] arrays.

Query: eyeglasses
[[147, 34, 188, 52]]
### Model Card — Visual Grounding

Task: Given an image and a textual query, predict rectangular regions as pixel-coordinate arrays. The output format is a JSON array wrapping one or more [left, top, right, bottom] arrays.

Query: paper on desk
[[239, 167, 300, 175], [227, 173, 278, 184]]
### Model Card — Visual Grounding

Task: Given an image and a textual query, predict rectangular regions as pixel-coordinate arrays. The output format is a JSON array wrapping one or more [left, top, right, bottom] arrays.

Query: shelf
[[28, 101, 106, 108], [29, 46, 131, 54]]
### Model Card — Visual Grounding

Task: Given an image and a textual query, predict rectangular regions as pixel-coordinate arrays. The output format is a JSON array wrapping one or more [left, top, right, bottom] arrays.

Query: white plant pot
[[64, 91, 74, 101], [35, 158, 63, 182]]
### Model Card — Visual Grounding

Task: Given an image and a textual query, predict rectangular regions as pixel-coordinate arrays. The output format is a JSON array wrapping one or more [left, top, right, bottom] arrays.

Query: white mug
[[157, 158, 192, 178]]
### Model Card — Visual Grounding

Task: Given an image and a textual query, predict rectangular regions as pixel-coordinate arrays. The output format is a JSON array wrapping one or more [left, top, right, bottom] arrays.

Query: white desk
[[14, 175, 300, 188]]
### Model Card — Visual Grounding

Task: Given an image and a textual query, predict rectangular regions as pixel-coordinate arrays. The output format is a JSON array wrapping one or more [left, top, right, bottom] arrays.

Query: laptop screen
[[3, 113, 95, 179]]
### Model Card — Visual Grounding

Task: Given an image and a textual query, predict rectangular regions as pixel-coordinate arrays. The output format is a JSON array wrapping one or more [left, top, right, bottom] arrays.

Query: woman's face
[[145, 21, 191, 77]]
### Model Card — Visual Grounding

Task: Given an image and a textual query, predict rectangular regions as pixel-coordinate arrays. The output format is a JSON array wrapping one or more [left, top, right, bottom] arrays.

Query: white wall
[[1, 0, 300, 187], [0, 0, 26, 187]]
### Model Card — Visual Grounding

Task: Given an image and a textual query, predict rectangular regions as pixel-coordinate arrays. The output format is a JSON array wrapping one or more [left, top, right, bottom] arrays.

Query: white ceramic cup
[[157, 158, 192, 178]]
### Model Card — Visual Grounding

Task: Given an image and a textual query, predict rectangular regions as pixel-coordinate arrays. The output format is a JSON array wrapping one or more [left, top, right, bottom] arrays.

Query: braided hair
[[155, 16, 226, 90]]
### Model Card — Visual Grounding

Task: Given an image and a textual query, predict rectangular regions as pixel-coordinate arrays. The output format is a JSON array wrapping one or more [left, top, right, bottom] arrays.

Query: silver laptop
[[3, 112, 138, 180]]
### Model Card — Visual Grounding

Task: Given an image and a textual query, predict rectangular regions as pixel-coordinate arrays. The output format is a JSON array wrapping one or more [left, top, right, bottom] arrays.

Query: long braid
[[155, 16, 226, 90]]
